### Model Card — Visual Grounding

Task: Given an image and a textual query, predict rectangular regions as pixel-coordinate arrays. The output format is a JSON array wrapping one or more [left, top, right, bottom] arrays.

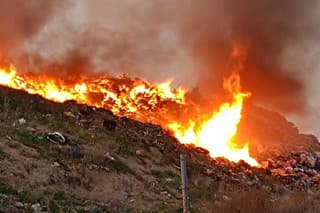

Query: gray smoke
[[1, 0, 320, 137]]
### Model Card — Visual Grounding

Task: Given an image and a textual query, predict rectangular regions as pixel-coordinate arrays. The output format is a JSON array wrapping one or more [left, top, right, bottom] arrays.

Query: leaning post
[[180, 154, 190, 213]]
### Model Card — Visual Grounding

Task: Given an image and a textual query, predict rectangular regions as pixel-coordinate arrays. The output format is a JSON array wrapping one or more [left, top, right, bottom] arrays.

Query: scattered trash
[[266, 151, 320, 184], [46, 132, 67, 145], [53, 162, 60, 167], [104, 152, 115, 161], [18, 118, 26, 125], [31, 203, 41, 213], [88, 164, 110, 172]]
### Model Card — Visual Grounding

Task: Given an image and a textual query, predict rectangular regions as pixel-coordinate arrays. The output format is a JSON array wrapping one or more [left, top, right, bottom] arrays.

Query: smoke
[[0, 0, 61, 60], [1, 0, 320, 137]]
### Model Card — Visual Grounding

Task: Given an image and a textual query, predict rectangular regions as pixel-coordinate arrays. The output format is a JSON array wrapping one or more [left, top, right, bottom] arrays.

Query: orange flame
[[0, 64, 259, 166], [167, 73, 259, 166]]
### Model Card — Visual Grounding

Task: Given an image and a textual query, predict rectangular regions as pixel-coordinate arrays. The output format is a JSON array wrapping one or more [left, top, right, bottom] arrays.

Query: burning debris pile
[[239, 105, 320, 160], [0, 62, 320, 169], [37, 87, 320, 189], [0, 62, 262, 166], [265, 151, 320, 186]]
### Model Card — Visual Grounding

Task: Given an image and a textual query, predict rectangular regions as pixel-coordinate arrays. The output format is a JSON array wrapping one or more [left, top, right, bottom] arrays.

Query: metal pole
[[180, 154, 190, 213]]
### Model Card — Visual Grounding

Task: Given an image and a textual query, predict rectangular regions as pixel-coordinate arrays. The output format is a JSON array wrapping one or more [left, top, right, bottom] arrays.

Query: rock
[[246, 181, 254, 186], [271, 168, 287, 176], [46, 132, 67, 145], [31, 203, 41, 213], [314, 160, 320, 171], [286, 159, 297, 167], [310, 174, 320, 183], [85, 205, 101, 213], [165, 178, 174, 182], [222, 195, 230, 201], [261, 161, 269, 169], [135, 150, 143, 156], [305, 169, 318, 177], [64, 111, 76, 118], [15, 202, 24, 208], [300, 153, 316, 168], [18, 118, 26, 125], [53, 162, 60, 167], [103, 119, 117, 131], [67, 145, 83, 159], [297, 172, 308, 179], [314, 152, 320, 159], [206, 169, 214, 175], [26, 127, 36, 132]]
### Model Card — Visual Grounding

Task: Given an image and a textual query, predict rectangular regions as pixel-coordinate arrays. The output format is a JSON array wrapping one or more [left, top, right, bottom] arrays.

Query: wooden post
[[180, 154, 190, 213]]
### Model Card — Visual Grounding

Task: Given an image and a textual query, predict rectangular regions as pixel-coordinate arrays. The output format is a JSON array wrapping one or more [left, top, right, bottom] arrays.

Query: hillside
[[0, 85, 320, 212]]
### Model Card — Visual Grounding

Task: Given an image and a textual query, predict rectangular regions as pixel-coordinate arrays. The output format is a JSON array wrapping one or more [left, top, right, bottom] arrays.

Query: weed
[[109, 160, 135, 175], [144, 203, 181, 213], [189, 184, 215, 202], [187, 162, 205, 178], [151, 170, 180, 189], [0, 185, 18, 195], [54, 191, 67, 201], [115, 134, 125, 143], [49, 200, 60, 213], [16, 130, 34, 147], [0, 148, 4, 159], [116, 144, 135, 157]]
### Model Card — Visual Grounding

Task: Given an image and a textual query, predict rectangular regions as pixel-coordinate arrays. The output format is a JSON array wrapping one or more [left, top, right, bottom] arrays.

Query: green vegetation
[[151, 169, 180, 189], [49, 200, 60, 213], [0, 148, 4, 159], [144, 203, 182, 213], [14, 129, 63, 161], [189, 184, 216, 202], [109, 159, 135, 175], [116, 143, 135, 157], [0, 185, 18, 195]]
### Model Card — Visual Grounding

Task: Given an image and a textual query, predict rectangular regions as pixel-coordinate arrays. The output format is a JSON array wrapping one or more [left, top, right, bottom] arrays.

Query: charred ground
[[0, 86, 320, 212]]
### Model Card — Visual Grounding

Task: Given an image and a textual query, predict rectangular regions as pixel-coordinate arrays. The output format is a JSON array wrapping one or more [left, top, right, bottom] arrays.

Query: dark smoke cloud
[[1, 0, 319, 136], [179, 0, 319, 113], [0, 0, 62, 60]]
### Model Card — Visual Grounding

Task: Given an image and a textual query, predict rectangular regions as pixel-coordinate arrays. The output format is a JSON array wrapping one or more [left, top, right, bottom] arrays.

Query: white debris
[[18, 118, 26, 125], [46, 132, 67, 144]]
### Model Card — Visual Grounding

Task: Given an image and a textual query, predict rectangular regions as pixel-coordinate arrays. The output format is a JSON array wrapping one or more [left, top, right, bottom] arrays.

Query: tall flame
[[0, 64, 259, 166], [167, 73, 259, 166]]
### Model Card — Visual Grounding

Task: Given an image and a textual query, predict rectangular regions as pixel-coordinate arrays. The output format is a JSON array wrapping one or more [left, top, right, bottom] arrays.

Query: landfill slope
[[0, 86, 320, 212]]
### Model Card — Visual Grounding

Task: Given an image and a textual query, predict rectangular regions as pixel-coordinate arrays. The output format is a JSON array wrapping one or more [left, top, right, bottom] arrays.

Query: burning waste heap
[[0, 57, 320, 189]]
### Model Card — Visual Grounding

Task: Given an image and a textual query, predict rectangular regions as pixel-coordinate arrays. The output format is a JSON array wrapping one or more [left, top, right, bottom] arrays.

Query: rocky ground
[[0, 86, 320, 212]]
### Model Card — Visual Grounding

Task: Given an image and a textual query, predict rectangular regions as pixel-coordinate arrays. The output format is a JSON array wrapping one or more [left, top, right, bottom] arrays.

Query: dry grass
[[216, 189, 320, 213]]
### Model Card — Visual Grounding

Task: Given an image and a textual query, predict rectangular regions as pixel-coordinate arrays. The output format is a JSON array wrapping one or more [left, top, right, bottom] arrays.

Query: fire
[[167, 73, 259, 166], [0, 65, 185, 123], [0, 64, 259, 166]]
